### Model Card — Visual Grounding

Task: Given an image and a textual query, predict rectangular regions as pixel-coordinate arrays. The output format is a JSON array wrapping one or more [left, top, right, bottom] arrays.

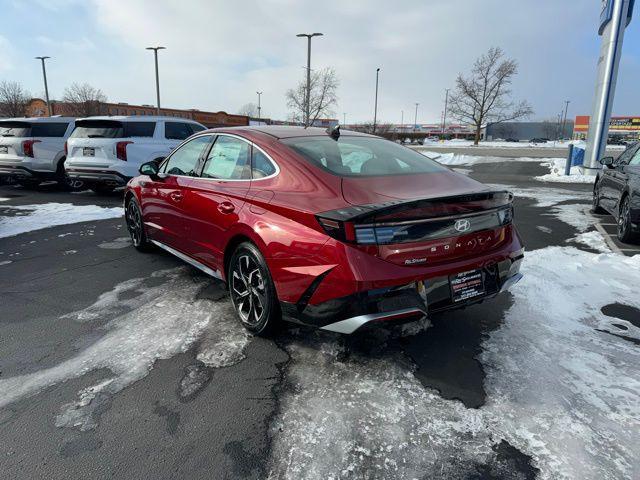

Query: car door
[[183, 134, 252, 271], [600, 144, 638, 212], [140, 134, 213, 251], [608, 143, 640, 214]]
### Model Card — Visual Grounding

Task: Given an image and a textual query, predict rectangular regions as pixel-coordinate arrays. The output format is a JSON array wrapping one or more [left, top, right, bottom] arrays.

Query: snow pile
[[419, 150, 552, 166], [573, 231, 611, 253], [535, 158, 595, 184], [0, 268, 251, 430], [420, 139, 624, 150], [0, 202, 123, 238], [268, 247, 640, 479]]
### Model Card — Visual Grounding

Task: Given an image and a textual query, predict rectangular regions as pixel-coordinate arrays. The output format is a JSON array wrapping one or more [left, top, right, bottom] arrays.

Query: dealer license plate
[[83, 147, 95, 157], [450, 269, 485, 303], [0, 146, 7, 154]]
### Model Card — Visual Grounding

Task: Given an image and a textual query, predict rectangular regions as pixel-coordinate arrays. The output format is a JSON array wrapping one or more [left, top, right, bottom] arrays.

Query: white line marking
[[595, 223, 624, 255]]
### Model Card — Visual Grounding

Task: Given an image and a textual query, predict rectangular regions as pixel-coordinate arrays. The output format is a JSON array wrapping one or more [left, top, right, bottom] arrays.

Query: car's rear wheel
[[91, 184, 115, 195], [229, 242, 279, 335], [56, 160, 85, 191], [125, 197, 152, 251], [617, 196, 638, 243], [592, 184, 606, 214]]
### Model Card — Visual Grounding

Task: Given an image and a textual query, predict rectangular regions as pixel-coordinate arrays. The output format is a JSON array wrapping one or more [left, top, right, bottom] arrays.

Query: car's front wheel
[[125, 197, 152, 251], [617, 196, 638, 243], [228, 242, 280, 335]]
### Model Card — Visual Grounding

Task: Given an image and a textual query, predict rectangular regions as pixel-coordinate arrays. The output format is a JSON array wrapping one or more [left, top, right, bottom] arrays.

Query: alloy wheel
[[230, 254, 267, 327], [618, 197, 630, 237], [126, 201, 143, 246]]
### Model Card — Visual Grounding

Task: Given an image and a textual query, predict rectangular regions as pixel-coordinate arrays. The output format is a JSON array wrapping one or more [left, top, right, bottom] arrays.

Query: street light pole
[[256, 91, 263, 121], [401, 110, 404, 132], [442, 88, 450, 138], [414, 103, 419, 132], [561, 100, 570, 139], [296, 33, 323, 127], [146, 46, 166, 115], [343, 112, 346, 126], [373, 67, 380, 133], [35, 56, 51, 116]]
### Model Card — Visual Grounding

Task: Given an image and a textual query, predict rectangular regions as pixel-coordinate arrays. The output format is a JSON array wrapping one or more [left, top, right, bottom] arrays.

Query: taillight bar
[[116, 141, 133, 161], [22, 139, 41, 158]]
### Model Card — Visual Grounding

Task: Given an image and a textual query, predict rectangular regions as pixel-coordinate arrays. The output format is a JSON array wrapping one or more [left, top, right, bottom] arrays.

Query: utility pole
[[373, 67, 380, 133], [35, 56, 51, 116], [256, 91, 262, 121], [296, 33, 323, 127], [561, 100, 570, 139], [442, 88, 450, 138], [343, 112, 346, 125], [401, 110, 404, 133], [414, 103, 419, 132], [146, 46, 166, 115]]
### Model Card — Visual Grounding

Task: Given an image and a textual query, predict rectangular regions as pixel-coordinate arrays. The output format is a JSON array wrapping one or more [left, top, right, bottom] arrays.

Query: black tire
[[617, 196, 638, 244], [91, 184, 115, 195], [592, 183, 606, 214], [228, 242, 280, 335], [56, 159, 85, 191], [125, 197, 153, 252]]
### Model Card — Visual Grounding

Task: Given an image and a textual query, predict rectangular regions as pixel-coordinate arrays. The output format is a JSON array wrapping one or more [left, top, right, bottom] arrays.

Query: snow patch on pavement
[[0, 268, 252, 430], [0, 202, 122, 238], [535, 158, 595, 184], [98, 237, 131, 249], [419, 150, 552, 166], [572, 231, 611, 253], [268, 247, 640, 479]]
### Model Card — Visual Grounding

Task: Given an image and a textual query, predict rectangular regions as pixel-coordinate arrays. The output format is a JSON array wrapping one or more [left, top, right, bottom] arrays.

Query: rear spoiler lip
[[317, 189, 513, 223]]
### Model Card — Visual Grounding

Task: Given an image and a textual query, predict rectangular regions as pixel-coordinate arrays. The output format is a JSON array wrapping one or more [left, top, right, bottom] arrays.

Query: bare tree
[[286, 67, 339, 127], [448, 47, 533, 145], [62, 83, 107, 117], [355, 121, 393, 135], [238, 102, 258, 117], [0, 81, 30, 118]]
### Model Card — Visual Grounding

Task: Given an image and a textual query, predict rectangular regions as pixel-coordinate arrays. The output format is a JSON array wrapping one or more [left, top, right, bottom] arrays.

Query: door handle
[[218, 201, 235, 214], [169, 192, 183, 202]]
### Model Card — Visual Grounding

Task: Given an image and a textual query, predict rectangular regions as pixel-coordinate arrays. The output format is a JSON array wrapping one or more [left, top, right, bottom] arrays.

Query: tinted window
[[252, 147, 276, 178], [283, 136, 447, 177], [162, 135, 211, 176], [0, 122, 31, 137], [165, 122, 193, 140], [629, 146, 640, 166], [201, 136, 250, 180], [71, 121, 124, 138], [31, 123, 69, 137], [124, 122, 155, 137], [190, 124, 206, 134]]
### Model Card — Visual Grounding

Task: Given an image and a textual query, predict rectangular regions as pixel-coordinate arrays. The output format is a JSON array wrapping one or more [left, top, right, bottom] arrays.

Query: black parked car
[[593, 142, 640, 243], [530, 138, 549, 144]]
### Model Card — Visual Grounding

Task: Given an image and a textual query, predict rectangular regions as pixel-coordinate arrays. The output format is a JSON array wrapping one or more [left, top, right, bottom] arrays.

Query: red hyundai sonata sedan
[[124, 126, 524, 334]]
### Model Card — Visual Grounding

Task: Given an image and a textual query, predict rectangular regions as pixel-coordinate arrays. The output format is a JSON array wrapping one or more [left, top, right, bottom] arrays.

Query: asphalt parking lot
[[1, 161, 639, 479]]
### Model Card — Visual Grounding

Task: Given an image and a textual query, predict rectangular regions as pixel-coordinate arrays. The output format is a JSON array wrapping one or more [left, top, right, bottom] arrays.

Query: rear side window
[[162, 135, 211, 176], [31, 123, 69, 137], [283, 136, 447, 177], [201, 136, 251, 180], [165, 122, 194, 140], [124, 122, 155, 137], [251, 147, 276, 178]]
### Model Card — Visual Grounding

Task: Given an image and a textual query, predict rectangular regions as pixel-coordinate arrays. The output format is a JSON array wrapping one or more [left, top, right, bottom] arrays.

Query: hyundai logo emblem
[[454, 219, 471, 232]]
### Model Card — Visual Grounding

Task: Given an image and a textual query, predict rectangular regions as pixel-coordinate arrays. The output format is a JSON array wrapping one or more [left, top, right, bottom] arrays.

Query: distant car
[[0, 117, 80, 189], [607, 137, 627, 146], [530, 138, 549, 144], [64, 116, 206, 193], [505, 138, 519, 143], [593, 142, 640, 243], [124, 126, 524, 334]]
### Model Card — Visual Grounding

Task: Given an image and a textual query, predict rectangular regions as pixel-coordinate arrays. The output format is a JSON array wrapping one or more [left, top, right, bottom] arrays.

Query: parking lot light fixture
[[414, 103, 419, 132], [146, 46, 166, 115], [256, 91, 263, 121], [296, 33, 323, 127], [373, 68, 380, 133], [35, 56, 51, 116]]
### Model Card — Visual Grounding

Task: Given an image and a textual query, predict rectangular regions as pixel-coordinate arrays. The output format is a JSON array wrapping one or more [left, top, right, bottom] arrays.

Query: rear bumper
[[280, 252, 524, 334], [0, 164, 56, 180], [65, 167, 130, 186]]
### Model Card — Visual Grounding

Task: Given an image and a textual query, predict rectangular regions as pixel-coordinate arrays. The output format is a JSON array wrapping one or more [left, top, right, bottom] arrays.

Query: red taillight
[[116, 141, 133, 161], [22, 139, 41, 158], [316, 217, 357, 242], [64, 141, 68, 156]]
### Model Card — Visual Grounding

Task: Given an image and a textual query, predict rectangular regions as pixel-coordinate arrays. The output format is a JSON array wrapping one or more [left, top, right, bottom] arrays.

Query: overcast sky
[[2, 0, 639, 124]]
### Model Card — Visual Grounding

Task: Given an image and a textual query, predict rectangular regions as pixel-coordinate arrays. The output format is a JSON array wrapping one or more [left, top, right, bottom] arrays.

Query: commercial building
[[573, 115, 640, 141], [484, 121, 574, 141]]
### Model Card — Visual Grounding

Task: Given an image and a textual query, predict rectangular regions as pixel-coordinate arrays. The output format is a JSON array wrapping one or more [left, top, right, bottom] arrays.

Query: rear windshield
[[282, 136, 447, 177], [70, 121, 156, 139], [0, 122, 31, 137], [0, 121, 69, 137]]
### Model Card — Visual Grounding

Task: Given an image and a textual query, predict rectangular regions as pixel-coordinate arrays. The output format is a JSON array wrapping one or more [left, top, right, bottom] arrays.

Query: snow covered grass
[[419, 150, 553, 166], [535, 158, 595, 184], [0, 202, 123, 238], [0, 268, 251, 430], [420, 139, 625, 150], [268, 247, 640, 479]]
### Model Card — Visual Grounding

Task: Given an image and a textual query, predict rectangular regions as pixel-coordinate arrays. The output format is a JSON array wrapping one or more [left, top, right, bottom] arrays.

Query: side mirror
[[139, 161, 159, 177], [600, 156, 614, 168]]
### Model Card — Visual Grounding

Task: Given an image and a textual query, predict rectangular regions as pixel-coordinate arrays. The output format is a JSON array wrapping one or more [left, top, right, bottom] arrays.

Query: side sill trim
[[150, 240, 223, 280], [320, 307, 426, 334]]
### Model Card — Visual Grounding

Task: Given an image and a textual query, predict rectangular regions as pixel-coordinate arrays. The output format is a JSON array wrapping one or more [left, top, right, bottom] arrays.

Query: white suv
[[64, 116, 206, 193], [0, 117, 78, 188]]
